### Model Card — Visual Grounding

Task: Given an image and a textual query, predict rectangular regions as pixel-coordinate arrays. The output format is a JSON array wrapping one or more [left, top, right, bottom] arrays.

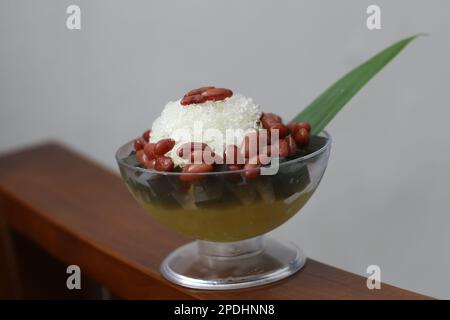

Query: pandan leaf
[[292, 35, 421, 135]]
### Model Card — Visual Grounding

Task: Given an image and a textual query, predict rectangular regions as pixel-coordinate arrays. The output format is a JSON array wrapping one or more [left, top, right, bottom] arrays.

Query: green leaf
[[292, 35, 421, 135]]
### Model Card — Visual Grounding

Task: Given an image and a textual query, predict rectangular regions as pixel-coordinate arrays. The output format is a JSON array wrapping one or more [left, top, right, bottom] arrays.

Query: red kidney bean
[[289, 122, 311, 135], [286, 135, 298, 157], [262, 112, 282, 122], [142, 130, 151, 142], [180, 163, 214, 181], [269, 123, 289, 138], [278, 139, 290, 157], [201, 88, 233, 101], [184, 86, 215, 97], [154, 139, 175, 156], [144, 158, 156, 169], [294, 128, 310, 146], [287, 122, 296, 133], [228, 164, 243, 171], [298, 122, 311, 133], [181, 87, 233, 105], [244, 163, 261, 179], [177, 142, 208, 158], [154, 156, 174, 172], [189, 149, 216, 165], [143, 143, 156, 160], [261, 113, 282, 128], [181, 94, 207, 105], [133, 138, 145, 151], [136, 149, 147, 165]]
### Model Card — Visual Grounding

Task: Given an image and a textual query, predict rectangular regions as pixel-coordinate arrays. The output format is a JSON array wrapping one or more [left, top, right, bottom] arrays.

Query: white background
[[1, 0, 449, 298]]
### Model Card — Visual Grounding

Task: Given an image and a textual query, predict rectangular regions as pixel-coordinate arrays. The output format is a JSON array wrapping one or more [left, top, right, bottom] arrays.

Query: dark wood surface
[[0, 142, 430, 299]]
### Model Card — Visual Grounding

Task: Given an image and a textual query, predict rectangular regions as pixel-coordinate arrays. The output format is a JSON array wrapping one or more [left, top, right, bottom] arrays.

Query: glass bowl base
[[160, 236, 306, 290]]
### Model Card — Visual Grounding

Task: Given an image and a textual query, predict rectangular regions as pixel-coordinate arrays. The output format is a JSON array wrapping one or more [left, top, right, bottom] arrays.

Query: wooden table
[[0, 143, 429, 299]]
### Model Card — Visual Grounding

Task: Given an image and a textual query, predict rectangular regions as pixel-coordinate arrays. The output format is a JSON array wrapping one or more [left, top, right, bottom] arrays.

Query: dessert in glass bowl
[[115, 36, 417, 290], [116, 86, 331, 289]]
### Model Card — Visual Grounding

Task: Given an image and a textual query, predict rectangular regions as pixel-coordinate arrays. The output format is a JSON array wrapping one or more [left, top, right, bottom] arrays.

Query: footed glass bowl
[[116, 131, 331, 290]]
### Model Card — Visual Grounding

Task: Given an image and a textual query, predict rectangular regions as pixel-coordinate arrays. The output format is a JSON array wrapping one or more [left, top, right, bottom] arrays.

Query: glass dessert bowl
[[116, 86, 332, 289], [116, 130, 331, 290], [114, 35, 418, 289]]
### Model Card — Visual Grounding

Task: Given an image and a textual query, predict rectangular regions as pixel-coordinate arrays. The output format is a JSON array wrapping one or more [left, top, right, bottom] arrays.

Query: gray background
[[1, 0, 449, 298]]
